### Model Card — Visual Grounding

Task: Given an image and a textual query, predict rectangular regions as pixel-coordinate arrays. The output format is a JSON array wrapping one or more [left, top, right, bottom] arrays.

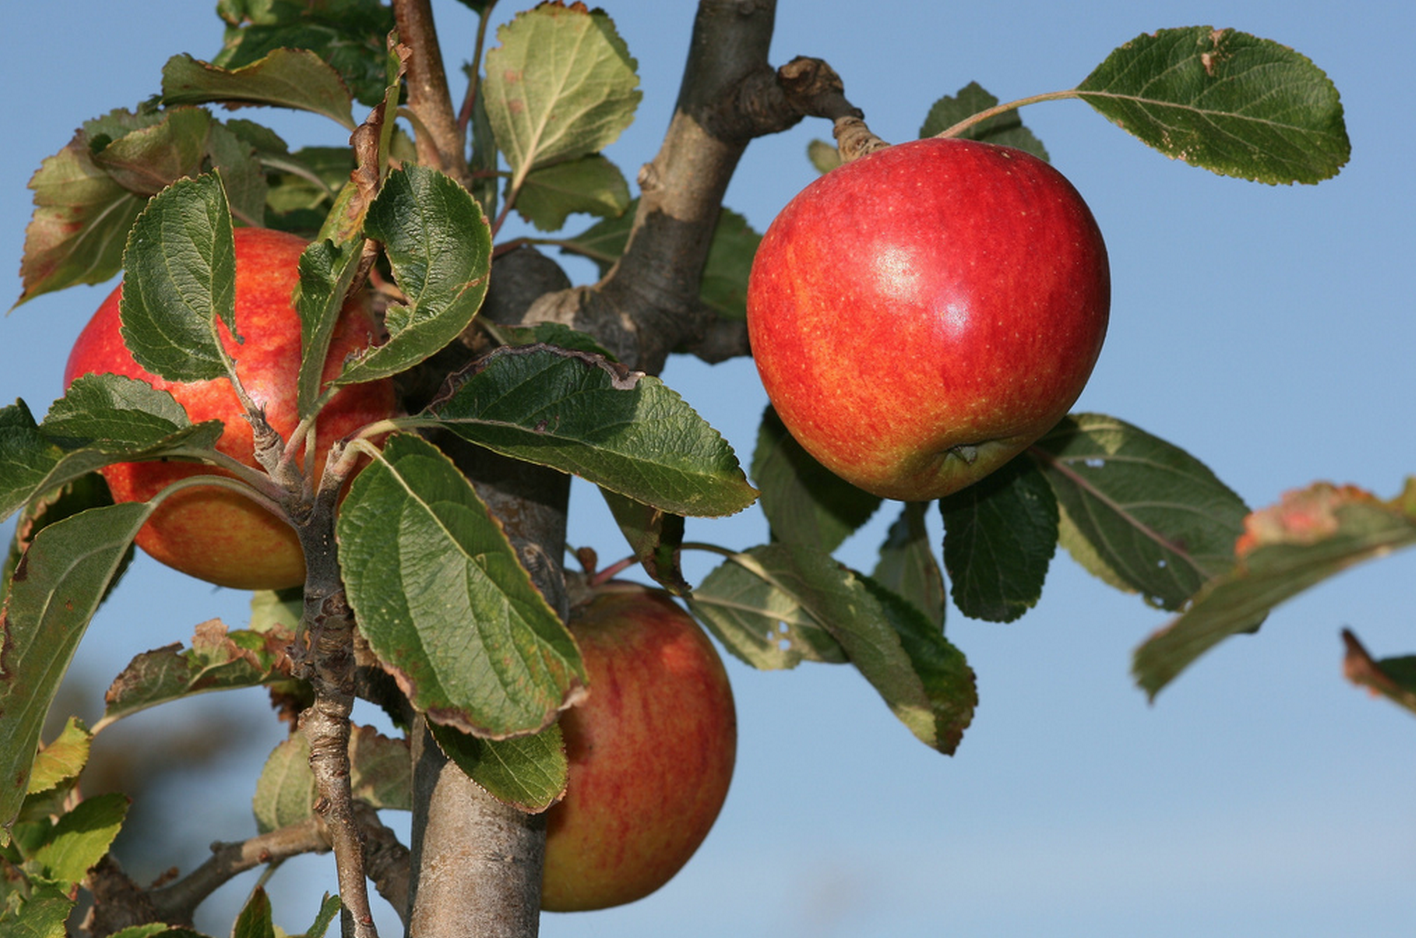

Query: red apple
[[747, 138, 1110, 501], [542, 580, 737, 912], [63, 226, 396, 590]]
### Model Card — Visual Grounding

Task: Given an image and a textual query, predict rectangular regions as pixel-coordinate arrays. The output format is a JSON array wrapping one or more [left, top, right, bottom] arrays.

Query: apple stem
[[933, 88, 1080, 140], [834, 115, 891, 163], [589, 554, 638, 586]]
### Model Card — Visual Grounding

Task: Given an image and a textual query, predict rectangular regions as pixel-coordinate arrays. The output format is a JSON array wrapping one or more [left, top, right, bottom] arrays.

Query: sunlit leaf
[[343, 166, 492, 383], [515, 155, 631, 231], [162, 50, 357, 130], [32, 792, 127, 887], [484, 3, 641, 190], [337, 434, 585, 738], [294, 238, 361, 417], [1076, 27, 1349, 184], [424, 345, 757, 518], [429, 721, 567, 813], [119, 174, 238, 383]]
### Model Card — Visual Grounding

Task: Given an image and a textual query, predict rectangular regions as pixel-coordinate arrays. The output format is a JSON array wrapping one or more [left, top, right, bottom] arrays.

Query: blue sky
[[3, 2, 1414, 936]]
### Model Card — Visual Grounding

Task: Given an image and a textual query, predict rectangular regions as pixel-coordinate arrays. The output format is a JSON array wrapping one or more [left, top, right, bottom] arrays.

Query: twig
[[393, 0, 471, 187]]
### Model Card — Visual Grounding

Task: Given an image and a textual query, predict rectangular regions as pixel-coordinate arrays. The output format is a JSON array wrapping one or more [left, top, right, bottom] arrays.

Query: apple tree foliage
[[0, 2, 1374, 935]]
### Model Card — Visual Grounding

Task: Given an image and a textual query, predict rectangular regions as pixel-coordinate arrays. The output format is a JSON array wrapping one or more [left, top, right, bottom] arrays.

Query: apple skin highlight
[[747, 138, 1110, 502]]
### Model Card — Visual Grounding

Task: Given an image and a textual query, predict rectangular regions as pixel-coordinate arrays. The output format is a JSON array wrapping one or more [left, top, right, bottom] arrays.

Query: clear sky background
[[3, 2, 1414, 936]]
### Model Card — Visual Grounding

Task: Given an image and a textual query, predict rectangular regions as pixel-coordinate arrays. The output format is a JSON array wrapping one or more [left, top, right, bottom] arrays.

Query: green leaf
[[203, 122, 268, 227], [873, 502, 946, 629], [3, 884, 74, 937], [27, 719, 92, 796], [0, 380, 223, 526], [688, 544, 974, 753], [561, 200, 762, 319], [1134, 482, 1416, 698], [3, 473, 130, 613], [32, 792, 127, 887], [1076, 27, 1350, 184], [920, 81, 1050, 160], [16, 108, 213, 306], [698, 208, 761, 321], [1030, 413, 1250, 610], [344, 166, 493, 383], [162, 50, 357, 130], [231, 888, 276, 938], [252, 725, 409, 834], [806, 139, 841, 174], [99, 621, 295, 729], [484, 4, 641, 191], [214, 0, 396, 107], [251, 736, 316, 833], [304, 895, 345, 938], [120, 174, 238, 383], [337, 434, 584, 738], [515, 155, 631, 231], [1342, 630, 1416, 718], [941, 457, 1058, 623], [429, 721, 567, 813], [294, 239, 362, 417], [1, 502, 152, 836], [688, 548, 847, 670], [598, 488, 689, 595], [752, 406, 880, 553], [424, 345, 757, 518]]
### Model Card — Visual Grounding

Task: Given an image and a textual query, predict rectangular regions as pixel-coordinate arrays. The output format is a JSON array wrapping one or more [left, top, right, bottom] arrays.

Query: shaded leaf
[[214, 0, 395, 107], [343, 165, 492, 383], [424, 344, 757, 518], [100, 621, 295, 729], [688, 544, 973, 753], [202, 122, 268, 227], [1134, 482, 1416, 698], [119, 174, 238, 383], [4, 888, 75, 938], [921, 81, 1050, 160], [1342, 629, 1416, 717], [561, 199, 762, 320], [1076, 27, 1349, 184], [1, 502, 152, 835], [1031, 413, 1249, 610], [752, 405, 879, 552], [3, 473, 129, 613], [231, 888, 276, 938], [303, 896, 345, 938], [429, 721, 567, 813], [252, 725, 409, 834], [484, 4, 641, 190], [252, 736, 315, 833], [294, 238, 361, 417], [162, 50, 357, 130], [0, 380, 223, 526], [598, 488, 689, 594], [337, 434, 585, 738], [941, 457, 1058, 623], [16, 108, 210, 305], [687, 547, 847, 670], [515, 154, 631, 231], [873, 502, 946, 629]]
